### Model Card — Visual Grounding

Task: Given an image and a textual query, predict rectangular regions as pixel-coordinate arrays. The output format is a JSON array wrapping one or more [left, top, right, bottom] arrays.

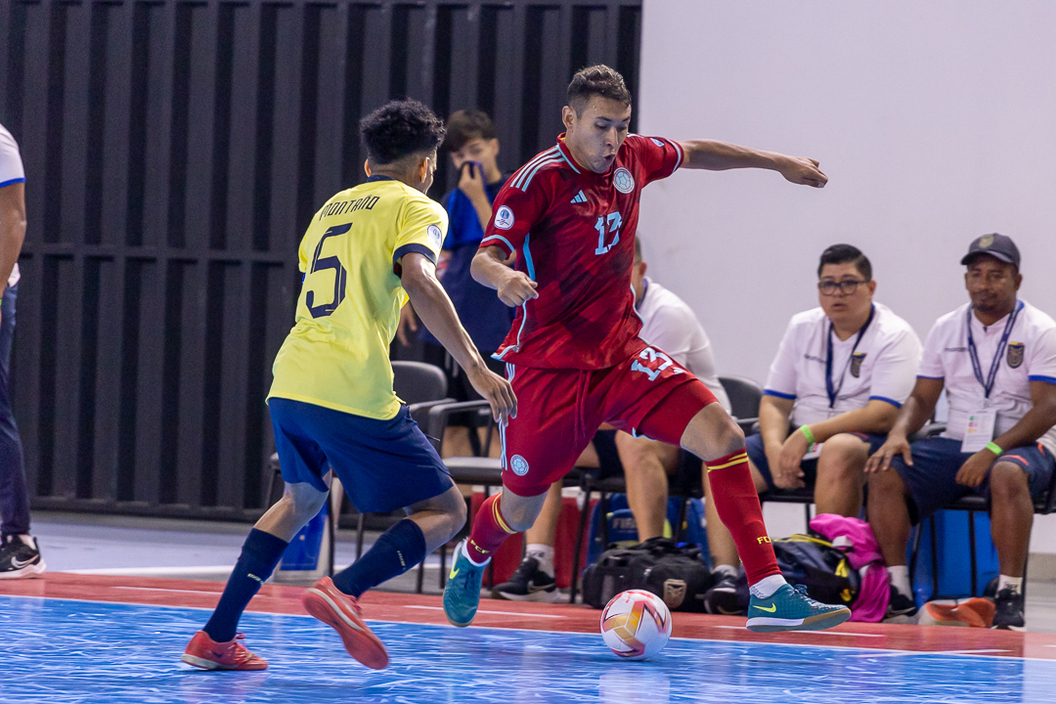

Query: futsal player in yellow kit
[[181, 99, 515, 671]]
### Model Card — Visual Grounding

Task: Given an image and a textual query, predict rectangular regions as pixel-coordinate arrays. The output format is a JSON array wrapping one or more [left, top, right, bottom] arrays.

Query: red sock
[[466, 494, 517, 565], [706, 448, 781, 585]]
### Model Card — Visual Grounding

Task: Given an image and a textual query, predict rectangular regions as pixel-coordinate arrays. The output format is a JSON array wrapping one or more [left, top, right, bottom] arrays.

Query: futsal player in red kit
[[443, 65, 850, 633]]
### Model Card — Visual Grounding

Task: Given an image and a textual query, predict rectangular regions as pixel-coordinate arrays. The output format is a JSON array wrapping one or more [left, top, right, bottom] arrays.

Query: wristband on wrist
[[799, 425, 816, 448], [985, 441, 1004, 457]]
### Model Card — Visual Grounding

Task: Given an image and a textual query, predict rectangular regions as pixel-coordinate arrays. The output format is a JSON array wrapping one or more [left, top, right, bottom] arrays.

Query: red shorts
[[499, 342, 718, 496]]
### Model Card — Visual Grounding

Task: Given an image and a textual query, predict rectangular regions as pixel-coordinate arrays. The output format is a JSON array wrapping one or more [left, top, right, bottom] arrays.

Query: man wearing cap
[[866, 233, 1056, 630]]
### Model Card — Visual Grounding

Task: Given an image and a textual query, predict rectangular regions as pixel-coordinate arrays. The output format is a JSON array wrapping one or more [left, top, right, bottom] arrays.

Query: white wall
[[638, 0, 1056, 554]]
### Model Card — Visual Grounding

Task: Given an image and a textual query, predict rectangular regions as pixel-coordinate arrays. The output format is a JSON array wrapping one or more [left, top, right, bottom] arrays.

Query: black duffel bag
[[581, 537, 715, 612]]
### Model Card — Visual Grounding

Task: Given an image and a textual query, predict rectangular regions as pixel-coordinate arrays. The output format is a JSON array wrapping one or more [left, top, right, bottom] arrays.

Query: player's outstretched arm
[[677, 140, 827, 188], [471, 245, 538, 307], [400, 251, 516, 422]]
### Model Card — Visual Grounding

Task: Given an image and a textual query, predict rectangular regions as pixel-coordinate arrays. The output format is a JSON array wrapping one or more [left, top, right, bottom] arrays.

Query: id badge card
[[961, 409, 997, 453]]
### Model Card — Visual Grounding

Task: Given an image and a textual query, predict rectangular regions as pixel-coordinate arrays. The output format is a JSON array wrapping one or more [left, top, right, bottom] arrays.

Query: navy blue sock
[[332, 519, 427, 598], [203, 528, 289, 642]]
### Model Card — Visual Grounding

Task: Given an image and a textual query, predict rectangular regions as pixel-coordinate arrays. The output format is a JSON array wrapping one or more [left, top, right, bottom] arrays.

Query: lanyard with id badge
[[805, 304, 877, 459], [960, 300, 1023, 453]]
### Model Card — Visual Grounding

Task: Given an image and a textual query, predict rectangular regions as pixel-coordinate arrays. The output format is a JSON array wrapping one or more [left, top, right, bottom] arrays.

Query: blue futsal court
[[3, 593, 1055, 704]]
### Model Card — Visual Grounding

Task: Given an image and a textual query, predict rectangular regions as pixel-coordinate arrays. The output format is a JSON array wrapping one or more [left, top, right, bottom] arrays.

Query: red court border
[[3, 573, 1055, 661]]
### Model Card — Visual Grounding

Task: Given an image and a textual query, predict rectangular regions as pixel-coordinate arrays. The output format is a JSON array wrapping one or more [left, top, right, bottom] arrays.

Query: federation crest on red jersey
[[480, 134, 684, 370]]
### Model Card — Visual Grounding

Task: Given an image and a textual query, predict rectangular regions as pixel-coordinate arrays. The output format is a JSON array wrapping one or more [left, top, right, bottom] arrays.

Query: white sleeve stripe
[[512, 147, 560, 190], [672, 140, 684, 171]]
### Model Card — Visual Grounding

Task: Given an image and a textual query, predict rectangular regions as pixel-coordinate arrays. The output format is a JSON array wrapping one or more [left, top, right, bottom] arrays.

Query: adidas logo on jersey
[[570, 190, 588, 204]]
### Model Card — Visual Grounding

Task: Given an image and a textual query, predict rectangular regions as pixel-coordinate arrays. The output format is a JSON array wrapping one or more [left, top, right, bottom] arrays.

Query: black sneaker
[[491, 557, 560, 603], [992, 587, 1025, 631], [703, 571, 744, 615], [0, 534, 46, 579], [884, 586, 918, 624]]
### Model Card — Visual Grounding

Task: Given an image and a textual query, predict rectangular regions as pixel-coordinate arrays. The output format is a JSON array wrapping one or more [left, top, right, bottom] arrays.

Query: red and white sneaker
[[181, 630, 269, 670], [302, 577, 389, 669]]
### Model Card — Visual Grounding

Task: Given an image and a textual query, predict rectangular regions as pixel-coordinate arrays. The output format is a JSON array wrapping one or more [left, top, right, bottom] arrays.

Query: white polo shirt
[[918, 300, 1056, 455], [636, 278, 732, 413], [764, 303, 922, 426], [0, 122, 24, 288]]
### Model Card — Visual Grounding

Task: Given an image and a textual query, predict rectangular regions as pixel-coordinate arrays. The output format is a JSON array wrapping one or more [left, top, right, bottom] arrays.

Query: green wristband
[[985, 441, 1004, 456], [800, 425, 816, 446]]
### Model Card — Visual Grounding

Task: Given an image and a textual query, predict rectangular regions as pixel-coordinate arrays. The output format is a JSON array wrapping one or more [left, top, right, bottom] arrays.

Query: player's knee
[[989, 462, 1028, 501], [282, 483, 328, 521], [867, 468, 904, 498], [715, 414, 745, 455], [818, 435, 868, 482]]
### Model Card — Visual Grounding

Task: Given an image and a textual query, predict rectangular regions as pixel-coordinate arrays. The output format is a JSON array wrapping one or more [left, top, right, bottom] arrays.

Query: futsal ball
[[600, 589, 672, 660]]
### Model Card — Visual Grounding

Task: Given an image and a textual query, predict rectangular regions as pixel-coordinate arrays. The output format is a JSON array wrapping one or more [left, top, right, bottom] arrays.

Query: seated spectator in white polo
[[701, 244, 921, 615], [867, 233, 1056, 631], [491, 236, 731, 602]]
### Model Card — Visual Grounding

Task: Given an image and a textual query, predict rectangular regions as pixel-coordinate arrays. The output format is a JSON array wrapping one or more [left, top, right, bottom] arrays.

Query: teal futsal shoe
[[746, 584, 851, 633], [443, 541, 487, 627]]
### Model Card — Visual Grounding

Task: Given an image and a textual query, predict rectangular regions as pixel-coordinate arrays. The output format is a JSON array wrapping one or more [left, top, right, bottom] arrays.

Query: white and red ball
[[600, 589, 673, 660]]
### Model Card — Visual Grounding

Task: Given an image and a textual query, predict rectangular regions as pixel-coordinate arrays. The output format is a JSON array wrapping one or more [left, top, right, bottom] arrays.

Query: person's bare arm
[[802, 400, 901, 443], [400, 252, 515, 421], [471, 245, 538, 307], [0, 181, 26, 289], [865, 377, 944, 472], [956, 380, 1056, 488], [677, 140, 827, 188]]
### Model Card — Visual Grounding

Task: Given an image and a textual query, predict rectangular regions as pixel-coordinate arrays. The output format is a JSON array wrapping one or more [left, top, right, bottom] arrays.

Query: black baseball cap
[[960, 233, 1020, 269]]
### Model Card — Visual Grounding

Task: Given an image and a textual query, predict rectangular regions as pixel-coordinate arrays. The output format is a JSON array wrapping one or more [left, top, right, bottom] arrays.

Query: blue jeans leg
[[0, 283, 29, 536]]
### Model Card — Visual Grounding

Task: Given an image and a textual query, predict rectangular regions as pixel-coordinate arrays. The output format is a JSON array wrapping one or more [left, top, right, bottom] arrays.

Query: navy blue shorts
[[891, 436, 1056, 524], [746, 431, 887, 494], [268, 398, 454, 514]]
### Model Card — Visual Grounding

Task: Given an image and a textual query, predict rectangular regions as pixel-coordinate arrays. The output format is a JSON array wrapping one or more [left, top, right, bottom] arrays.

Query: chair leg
[[930, 516, 939, 599], [356, 512, 366, 561], [967, 510, 978, 596], [570, 488, 593, 606], [416, 556, 425, 594], [674, 497, 689, 542], [440, 543, 448, 589], [910, 522, 922, 588]]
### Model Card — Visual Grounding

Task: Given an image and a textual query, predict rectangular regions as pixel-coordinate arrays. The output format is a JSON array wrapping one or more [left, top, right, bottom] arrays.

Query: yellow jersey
[[268, 176, 448, 419]]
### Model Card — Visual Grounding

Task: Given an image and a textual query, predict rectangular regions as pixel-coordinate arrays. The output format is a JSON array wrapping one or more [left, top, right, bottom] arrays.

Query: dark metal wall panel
[[2, 0, 642, 521]]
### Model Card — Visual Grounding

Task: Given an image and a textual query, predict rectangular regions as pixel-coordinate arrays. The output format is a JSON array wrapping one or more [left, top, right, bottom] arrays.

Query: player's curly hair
[[567, 64, 631, 115], [359, 99, 446, 165]]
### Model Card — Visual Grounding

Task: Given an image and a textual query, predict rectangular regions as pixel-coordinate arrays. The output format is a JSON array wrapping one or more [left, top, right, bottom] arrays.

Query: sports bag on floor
[[734, 533, 861, 610], [581, 537, 715, 611]]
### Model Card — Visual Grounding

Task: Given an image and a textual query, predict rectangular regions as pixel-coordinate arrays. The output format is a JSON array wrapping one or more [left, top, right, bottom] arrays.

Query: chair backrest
[[718, 375, 764, 420], [392, 361, 448, 405]]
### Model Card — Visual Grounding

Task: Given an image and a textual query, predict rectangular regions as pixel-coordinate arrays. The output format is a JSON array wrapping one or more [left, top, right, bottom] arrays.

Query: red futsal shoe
[[302, 577, 389, 669], [181, 630, 268, 670]]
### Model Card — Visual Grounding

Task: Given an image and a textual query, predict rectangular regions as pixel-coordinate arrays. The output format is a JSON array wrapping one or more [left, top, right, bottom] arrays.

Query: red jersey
[[480, 133, 684, 369]]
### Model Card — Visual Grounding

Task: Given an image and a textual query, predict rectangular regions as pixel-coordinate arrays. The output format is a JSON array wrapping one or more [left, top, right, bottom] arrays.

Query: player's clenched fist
[[496, 270, 539, 307], [467, 366, 517, 423], [778, 156, 828, 189]]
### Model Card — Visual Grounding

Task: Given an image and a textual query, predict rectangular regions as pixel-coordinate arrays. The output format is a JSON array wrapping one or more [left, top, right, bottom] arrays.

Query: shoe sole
[[0, 560, 46, 579], [492, 588, 562, 603], [302, 588, 389, 669], [746, 607, 852, 633], [179, 653, 268, 671], [991, 624, 1026, 632]]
